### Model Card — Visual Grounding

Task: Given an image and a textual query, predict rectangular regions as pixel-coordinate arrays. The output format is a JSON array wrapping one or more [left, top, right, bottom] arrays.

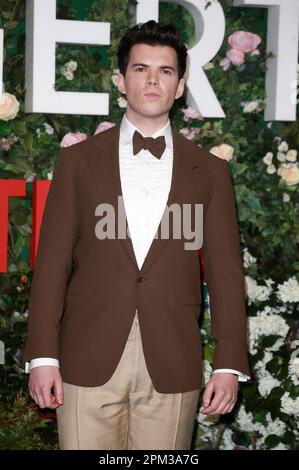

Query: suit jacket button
[[137, 276, 148, 283]]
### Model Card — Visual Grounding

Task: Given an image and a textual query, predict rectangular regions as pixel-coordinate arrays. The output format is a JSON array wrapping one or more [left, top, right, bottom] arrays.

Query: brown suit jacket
[[22, 122, 251, 392]]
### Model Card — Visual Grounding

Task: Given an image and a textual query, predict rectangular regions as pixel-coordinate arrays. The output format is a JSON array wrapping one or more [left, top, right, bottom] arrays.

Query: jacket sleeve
[[22, 145, 79, 367], [202, 157, 251, 378]]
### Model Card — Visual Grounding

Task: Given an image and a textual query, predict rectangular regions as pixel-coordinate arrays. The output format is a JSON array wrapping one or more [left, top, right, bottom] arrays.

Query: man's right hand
[[29, 366, 64, 409]]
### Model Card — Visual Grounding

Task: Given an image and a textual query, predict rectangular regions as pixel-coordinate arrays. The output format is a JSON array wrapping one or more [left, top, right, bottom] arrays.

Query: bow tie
[[132, 130, 166, 159]]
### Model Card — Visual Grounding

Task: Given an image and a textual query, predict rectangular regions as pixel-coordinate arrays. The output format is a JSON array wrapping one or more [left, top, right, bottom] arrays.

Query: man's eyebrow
[[131, 63, 176, 71]]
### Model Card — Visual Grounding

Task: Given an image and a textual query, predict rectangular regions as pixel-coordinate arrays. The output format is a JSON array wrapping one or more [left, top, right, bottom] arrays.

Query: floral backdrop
[[0, 0, 298, 450]]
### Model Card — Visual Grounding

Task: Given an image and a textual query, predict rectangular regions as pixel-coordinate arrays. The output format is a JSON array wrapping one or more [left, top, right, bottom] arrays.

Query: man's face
[[117, 43, 185, 119]]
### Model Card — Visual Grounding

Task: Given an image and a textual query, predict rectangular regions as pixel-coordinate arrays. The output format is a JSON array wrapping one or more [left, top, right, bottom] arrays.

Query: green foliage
[[0, 391, 58, 450]]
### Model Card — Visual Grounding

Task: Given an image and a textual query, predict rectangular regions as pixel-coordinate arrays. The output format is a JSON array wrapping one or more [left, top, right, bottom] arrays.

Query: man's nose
[[146, 72, 159, 85]]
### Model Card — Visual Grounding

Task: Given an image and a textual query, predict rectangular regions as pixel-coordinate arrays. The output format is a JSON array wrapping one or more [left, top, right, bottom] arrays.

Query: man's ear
[[175, 78, 185, 100], [117, 73, 126, 95]]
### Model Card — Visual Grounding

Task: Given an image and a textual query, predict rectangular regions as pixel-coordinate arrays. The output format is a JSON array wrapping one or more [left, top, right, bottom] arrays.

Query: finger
[[202, 390, 226, 415], [223, 400, 237, 414], [49, 397, 60, 409], [42, 387, 55, 409], [220, 402, 233, 414], [38, 395, 58, 409], [29, 386, 34, 401], [201, 381, 215, 409], [31, 390, 39, 406], [204, 402, 226, 415], [29, 379, 39, 406], [215, 400, 231, 415], [50, 391, 61, 409], [216, 393, 236, 414], [35, 392, 46, 409], [220, 392, 238, 414], [50, 398, 61, 409], [29, 386, 39, 406], [54, 377, 64, 405]]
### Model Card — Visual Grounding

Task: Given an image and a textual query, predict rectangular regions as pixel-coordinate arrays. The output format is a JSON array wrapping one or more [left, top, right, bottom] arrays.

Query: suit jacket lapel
[[87, 121, 204, 275], [139, 127, 203, 275], [87, 123, 138, 270]]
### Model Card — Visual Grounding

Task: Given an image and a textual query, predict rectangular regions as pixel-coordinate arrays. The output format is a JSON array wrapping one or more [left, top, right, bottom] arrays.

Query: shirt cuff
[[24, 358, 60, 373], [212, 368, 250, 382]]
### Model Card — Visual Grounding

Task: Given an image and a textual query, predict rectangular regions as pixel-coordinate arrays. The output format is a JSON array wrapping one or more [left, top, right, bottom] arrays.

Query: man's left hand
[[200, 373, 238, 415]]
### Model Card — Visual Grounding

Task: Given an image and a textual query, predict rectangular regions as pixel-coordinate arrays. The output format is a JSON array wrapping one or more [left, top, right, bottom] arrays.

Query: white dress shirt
[[25, 113, 249, 382]]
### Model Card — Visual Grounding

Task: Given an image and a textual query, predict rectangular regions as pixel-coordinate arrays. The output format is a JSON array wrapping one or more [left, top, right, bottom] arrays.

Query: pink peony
[[219, 57, 231, 71], [94, 121, 116, 135], [226, 48, 245, 66], [228, 31, 261, 53], [60, 132, 88, 147]]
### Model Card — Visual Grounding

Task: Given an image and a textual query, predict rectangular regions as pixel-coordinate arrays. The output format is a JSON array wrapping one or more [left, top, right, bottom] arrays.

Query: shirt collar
[[119, 112, 173, 151]]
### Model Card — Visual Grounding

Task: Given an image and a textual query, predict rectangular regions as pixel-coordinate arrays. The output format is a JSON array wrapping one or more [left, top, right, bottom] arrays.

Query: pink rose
[[26, 173, 37, 183], [1, 138, 11, 151], [182, 106, 203, 122], [251, 49, 260, 56], [60, 132, 88, 147], [226, 48, 245, 66], [94, 121, 116, 135], [179, 127, 201, 140], [219, 57, 231, 71], [1, 133, 18, 151], [228, 31, 261, 53]]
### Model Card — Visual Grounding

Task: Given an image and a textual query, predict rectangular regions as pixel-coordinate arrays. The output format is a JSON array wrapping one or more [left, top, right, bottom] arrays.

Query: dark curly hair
[[117, 20, 187, 80]]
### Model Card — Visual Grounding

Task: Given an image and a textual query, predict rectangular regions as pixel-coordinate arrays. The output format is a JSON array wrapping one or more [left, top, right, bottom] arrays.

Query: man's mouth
[[144, 92, 161, 98]]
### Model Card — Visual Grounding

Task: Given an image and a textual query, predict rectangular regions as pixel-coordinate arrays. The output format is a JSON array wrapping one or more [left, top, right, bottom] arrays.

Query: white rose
[[111, 74, 119, 86], [43, 123, 54, 135], [203, 62, 214, 70], [262, 152, 273, 165], [243, 100, 260, 113], [117, 96, 127, 108], [65, 60, 77, 72], [0, 92, 20, 121], [278, 141, 289, 152], [277, 151, 286, 162], [266, 164, 276, 174], [64, 70, 74, 81], [286, 149, 297, 162]]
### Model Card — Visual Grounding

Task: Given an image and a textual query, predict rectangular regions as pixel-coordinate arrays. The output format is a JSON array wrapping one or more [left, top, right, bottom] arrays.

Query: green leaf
[[0, 121, 11, 136], [4, 21, 18, 30], [265, 434, 281, 448], [24, 114, 43, 123], [203, 343, 214, 362]]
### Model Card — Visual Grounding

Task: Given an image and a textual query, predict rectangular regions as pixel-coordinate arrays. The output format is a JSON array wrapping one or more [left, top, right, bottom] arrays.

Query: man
[[22, 20, 250, 450]]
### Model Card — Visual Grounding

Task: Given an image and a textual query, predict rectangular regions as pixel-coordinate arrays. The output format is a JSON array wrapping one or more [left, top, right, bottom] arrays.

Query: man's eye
[[162, 69, 171, 75], [136, 67, 145, 72]]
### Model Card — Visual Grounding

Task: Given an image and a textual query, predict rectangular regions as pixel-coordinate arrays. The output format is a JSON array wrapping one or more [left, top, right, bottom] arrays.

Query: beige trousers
[[56, 312, 200, 450]]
